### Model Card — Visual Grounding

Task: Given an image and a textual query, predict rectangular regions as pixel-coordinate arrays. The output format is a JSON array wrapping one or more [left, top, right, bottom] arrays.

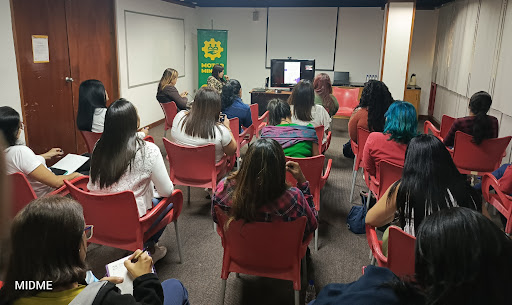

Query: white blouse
[[290, 104, 331, 143], [87, 141, 174, 217]]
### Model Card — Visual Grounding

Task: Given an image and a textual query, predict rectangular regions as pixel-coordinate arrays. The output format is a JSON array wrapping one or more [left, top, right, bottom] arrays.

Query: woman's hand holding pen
[[124, 249, 153, 279]]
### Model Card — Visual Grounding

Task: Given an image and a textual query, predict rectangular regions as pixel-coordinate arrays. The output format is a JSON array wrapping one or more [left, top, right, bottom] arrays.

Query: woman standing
[[313, 73, 339, 117], [88, 99, 174, 261], [171, 87, 236, 163], [207, 64, 229, 94], [289, 80, 331, 144], [76, 79, 108, 133], [443, 91, 499, 147], [156, 68, 189, 111], [212, 138, 318, 239]]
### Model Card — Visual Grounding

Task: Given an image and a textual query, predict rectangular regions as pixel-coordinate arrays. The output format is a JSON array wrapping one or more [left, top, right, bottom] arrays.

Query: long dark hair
[[289, 80, 315, 122], [227, 139, 289, 224], [415, 208, 512, 304], [0, 196, 87, 304], [313, 73, 335, 114], [181, 87, 223, 139], [358, 80, 394, 132], [90, 98, 143, 188], [0, 106, 21, 147], [387, 134, 481, 234], [212, 64, 225, 82], [221, 79, 241, 111], [469, 91, 493, 145], [76, 79, 107, 132], [267, 99, 291, 126]]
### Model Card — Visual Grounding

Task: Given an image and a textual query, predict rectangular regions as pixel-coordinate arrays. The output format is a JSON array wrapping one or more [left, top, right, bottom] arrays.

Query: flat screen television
[[270, 59, 315, 87]]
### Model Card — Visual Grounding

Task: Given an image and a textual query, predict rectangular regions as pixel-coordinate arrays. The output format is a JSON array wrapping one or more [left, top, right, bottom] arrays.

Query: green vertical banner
[[197, 29, 228, 88]]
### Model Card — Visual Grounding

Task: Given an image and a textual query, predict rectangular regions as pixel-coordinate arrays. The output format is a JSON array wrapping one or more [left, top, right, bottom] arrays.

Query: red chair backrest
[[482, 173, 512, 234], [439, 115, 455, 140], [64, 180, 143, 251], [332, 87, 359, 108], [285, 155, 325, 211], [229, 118, 240, 146], [353, 127, 371, 171], [387, 226, 416, 278], [249, 103, 261, 124], [162, 138, 217, 188], [9, 172, 37, 217], [80, 131, 102, 154], [143, 135, 155, 143], [215, 206, 306, 283], [374, 160, 403, 199], [452, 132, 511, 173], [160, 102, 178, 132], [314, 125, 324, 146]]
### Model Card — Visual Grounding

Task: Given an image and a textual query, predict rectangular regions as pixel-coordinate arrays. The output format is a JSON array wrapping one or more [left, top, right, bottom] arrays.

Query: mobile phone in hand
[[219, 114, 226, 123]]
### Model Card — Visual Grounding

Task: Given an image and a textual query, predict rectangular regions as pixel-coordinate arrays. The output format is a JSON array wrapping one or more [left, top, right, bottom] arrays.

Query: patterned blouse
[[207, 76, 225, 94]]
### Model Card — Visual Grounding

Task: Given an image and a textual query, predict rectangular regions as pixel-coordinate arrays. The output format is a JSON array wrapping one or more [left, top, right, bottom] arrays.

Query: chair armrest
[[424, 121, 440, 138], [320, 159, 332, 189], [258, 111, 269, 123], [143, 135, 155, 143], [49, 175, 90, 196], [240, 125, 254, 145], [365, 224, 387, 265], [139, 189, 183, 233]]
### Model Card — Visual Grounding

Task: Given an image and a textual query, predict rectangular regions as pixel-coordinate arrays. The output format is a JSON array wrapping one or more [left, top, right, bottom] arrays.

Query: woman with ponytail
[[443, 91, 499, 147], [313, 73, 339, 117], [220, 79, 252, 132]]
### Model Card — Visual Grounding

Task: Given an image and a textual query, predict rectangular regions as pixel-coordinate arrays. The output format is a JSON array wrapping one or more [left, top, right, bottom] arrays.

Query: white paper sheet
[[32, 35, 49, 63], [51, 154, 88, 174]]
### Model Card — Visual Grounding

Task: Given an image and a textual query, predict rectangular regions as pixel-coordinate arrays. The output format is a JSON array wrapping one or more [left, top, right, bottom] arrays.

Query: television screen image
[[270, 59, 315, 87]]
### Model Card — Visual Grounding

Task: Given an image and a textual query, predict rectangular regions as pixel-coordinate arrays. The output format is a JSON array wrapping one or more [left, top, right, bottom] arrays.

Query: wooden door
[[11, 0, 77, 155], [65, 0, 119, 154]]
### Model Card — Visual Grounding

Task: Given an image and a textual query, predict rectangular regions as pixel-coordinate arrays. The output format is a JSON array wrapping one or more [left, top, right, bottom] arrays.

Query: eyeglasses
[[84, 225, 94, 240]]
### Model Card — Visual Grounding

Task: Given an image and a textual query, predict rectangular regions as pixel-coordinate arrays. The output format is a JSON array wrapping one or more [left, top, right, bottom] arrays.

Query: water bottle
[[305, 280, 316, 304], [366, 75, 369, 82]]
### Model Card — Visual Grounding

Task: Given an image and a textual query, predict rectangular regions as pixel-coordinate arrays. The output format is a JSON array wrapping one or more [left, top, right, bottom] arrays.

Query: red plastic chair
[[143, 135, 155, 143], [367, 160, 403, 201], [423, 114, 455, 141], [349, 127, 371, 202], [160, 102, 178, 138], [9, 172, 86, 217], [64, 177, 183, 262], [285, 155, 332, 251], [313, 125, 331, 154], [449, 131, 511, 176], [163, 138, 233, 204], [80, 130, 102, 154], [250, 103, 269, 138], [214, 206, 312, 305], [482, 173, 512, 235], [228, 117, 254, 168], [366, 224, 416, 278], [332, 87, 359, 118]]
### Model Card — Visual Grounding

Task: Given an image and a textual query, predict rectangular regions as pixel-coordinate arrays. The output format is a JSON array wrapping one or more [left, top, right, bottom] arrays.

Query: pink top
[[499, 165, 512, 195], [363, 132, 407, 179]]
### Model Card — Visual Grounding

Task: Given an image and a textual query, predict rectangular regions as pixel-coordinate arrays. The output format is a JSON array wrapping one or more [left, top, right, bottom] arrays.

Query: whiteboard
[[493, 0, 512, 116], [125, 11, 185, 88], [266, 7, 338, 70]]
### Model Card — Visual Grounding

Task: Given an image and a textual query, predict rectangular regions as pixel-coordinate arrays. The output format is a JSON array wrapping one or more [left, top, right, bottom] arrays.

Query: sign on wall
[[197, 29, 228, 88]]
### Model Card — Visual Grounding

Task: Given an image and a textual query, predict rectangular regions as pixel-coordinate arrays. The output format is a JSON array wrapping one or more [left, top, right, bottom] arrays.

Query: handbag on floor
[[347, 193, 368, 234], [342, 139, 355, 159]]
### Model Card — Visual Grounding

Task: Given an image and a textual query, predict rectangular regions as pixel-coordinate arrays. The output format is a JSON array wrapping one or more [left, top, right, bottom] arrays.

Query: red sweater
[[363, 132, 407, 180], [499, 165, 512, 195]]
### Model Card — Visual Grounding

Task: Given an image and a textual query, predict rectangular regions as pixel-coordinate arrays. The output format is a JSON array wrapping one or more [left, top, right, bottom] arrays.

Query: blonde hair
[[158, 68, 178, 92]]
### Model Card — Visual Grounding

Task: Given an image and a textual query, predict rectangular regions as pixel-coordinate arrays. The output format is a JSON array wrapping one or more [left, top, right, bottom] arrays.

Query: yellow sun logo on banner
[[202, 38, 224, 60]]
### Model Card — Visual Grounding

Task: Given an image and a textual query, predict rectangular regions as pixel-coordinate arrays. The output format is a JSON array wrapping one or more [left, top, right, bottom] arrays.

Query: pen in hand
[[131, 248, 148, 263]]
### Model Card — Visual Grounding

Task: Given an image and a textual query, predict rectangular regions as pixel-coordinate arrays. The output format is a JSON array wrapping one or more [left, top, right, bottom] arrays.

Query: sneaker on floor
[[151, 245, 167, 263]]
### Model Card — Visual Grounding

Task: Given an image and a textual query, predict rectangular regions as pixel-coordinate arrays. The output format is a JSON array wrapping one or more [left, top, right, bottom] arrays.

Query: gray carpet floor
[[85, 119, 378, 305]]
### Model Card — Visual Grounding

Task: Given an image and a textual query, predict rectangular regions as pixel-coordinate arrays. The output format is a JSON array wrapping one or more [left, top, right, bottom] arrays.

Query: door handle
[[65, 77, 74, 82]]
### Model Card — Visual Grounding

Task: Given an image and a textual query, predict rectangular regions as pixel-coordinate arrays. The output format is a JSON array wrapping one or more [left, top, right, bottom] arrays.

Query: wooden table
[[250, 90, 292, 116]]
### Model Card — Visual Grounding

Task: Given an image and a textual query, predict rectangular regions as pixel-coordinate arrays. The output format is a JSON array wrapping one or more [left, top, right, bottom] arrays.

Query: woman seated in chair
[[77, 79, 148, 136], [156, 68, 189, 111], [88, 99, 173, 261], [362, 101, 417, 180], [260, 99, 319, 158], [220, 79, 252, 133], [289, 80, 331, 145], [312, 207, 512, 305], [211, 138, 318, 239], [0, 106, 82, 197], [366, 134, 481, 253], [207, 64, 228, 94], [313, 73, 339, 117], [344, 80, 394, 158], [171, 87, 237, 164], [0, 196, 190, 305], [443, 91, 499, 147]]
